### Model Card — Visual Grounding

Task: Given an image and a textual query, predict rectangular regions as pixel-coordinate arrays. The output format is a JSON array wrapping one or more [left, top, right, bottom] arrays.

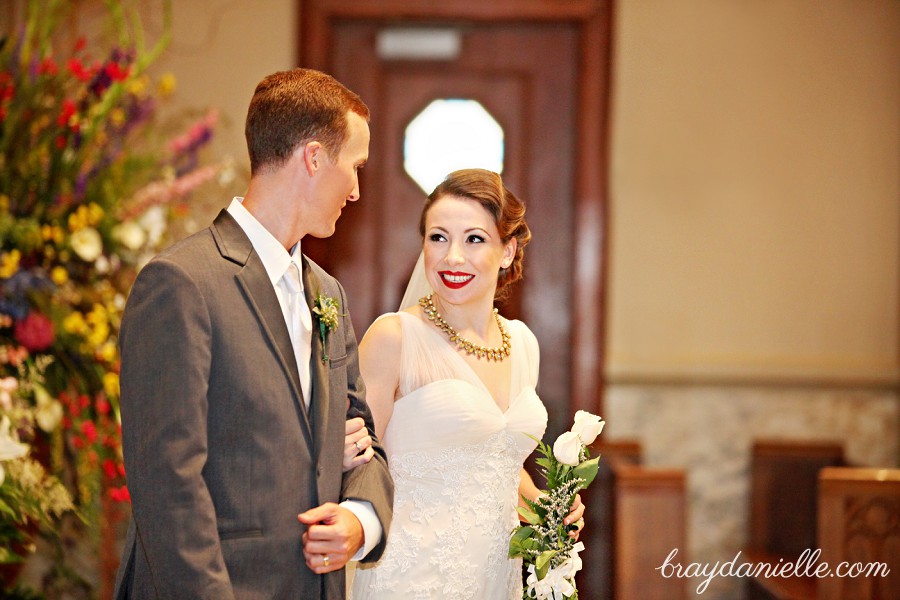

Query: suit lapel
[[302, 258, 330, 459], [211, 210, 314, 448]]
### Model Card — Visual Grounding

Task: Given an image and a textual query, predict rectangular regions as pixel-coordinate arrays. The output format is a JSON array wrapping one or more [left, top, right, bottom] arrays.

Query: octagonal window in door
[[403, 99, 504, 194]]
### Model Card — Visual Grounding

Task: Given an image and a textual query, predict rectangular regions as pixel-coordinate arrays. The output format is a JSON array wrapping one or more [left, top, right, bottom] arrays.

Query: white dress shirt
[[226, 198, 381, 560]]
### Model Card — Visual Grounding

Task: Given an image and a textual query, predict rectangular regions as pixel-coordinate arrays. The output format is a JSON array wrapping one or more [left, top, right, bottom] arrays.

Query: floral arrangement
[[0, 0, 226, 591], [311, 293, 343, 363], [509, 411, 605, 600]]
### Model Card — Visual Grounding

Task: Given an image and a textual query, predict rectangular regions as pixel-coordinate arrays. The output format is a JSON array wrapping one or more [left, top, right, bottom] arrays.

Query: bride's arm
[[358, 315, 402, 442]]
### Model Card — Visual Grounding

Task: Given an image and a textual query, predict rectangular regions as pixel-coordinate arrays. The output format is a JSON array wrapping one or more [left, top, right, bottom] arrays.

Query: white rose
[[34, 384, 63, 432], [113, 221, 147, 251], [139, 206, 168, 247], [553, 430, 582, 466], [70, 227, 103, 262], [571, 410, 605, 445], [0, 415, 29, 462]]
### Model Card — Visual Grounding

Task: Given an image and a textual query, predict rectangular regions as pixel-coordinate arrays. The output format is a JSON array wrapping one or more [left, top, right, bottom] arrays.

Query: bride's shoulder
[[501, 317, 540, 357], [360, 313, 403, 364]]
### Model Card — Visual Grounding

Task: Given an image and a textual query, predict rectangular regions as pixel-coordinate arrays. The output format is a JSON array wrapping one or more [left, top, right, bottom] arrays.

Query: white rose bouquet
[[509, 410, 605, 600]]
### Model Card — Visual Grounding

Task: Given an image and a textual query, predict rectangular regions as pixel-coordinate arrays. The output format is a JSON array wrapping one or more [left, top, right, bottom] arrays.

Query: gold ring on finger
[[323, 554, 330, 567]]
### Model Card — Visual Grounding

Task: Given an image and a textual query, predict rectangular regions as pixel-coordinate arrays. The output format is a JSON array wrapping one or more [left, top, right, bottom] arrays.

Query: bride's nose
[[445, 241, 465, 266]]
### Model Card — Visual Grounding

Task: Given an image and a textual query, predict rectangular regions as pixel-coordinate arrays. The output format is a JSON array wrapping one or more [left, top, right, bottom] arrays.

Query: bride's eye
[[428, 233, 447, 242], [466, 234, 485, 244]]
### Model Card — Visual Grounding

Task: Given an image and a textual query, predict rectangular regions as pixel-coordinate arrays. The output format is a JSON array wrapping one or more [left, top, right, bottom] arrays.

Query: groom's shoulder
[[303, 255, 332, 281]]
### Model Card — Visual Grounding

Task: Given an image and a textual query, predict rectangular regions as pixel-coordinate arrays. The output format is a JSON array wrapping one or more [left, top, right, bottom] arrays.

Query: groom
[[113, 69, 393, 599]]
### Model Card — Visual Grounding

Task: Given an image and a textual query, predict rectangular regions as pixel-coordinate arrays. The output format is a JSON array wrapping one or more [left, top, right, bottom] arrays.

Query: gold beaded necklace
[[419, 293, 511, 362]]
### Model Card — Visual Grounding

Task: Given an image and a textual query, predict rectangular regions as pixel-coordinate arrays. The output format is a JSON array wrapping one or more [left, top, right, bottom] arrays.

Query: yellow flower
[[103, 372, 120, 398], [87, 304, 108, 325], [87, 321, 110, 348], [0, 249, 21, 279], [110, 108, 126, 126], [127, 75, 149, 96], [98, 341, 117, 364], [63, 312, 88, 336], [50, 266, 69, 285], [87, 202, 104, 225], [157, 72, 177, 97], [0, 194, 9, 211]]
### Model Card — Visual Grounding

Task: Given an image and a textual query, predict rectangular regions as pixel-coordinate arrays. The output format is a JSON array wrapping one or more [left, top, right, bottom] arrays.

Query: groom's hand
[[298, 503, 364, 574]]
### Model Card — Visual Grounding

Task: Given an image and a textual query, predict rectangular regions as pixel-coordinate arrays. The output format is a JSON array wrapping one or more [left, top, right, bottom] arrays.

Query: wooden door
[[311, 21, 578, 440]]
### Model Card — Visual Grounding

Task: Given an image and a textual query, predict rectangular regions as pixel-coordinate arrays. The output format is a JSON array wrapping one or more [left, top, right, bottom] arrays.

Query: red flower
[[73, 436, 85, 450], [102, 458, 118, 479], [105, 62, 129, 82], [57, 99, 76, 127], [13, 312, 55, 352], [109, 485, 131, 503], [81, 420, 97, 443], [95, 396, 111, 415], [67, 58, 92, 82], [38, 57, 58, 76]]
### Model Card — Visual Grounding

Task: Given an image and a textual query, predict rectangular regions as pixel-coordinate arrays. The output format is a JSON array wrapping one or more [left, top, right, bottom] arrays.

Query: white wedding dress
[[351, 311, 548, 600]]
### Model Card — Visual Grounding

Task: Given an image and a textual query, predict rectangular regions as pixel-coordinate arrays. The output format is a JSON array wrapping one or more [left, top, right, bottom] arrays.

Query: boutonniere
[[311, 293, 344, 363]]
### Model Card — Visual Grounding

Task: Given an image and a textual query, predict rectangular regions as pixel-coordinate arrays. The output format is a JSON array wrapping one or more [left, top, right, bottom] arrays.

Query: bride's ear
[[501, 237, 517, 269]]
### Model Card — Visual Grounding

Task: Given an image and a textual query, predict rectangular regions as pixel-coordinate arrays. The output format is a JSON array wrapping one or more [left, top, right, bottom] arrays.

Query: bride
[[346, 169, 585, 599]]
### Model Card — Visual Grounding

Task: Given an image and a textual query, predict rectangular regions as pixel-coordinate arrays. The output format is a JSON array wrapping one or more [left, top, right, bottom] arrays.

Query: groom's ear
[[302, 141, 323, 176]]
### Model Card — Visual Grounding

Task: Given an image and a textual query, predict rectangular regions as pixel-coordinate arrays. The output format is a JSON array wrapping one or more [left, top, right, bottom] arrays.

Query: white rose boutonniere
[[311, 293, 345, 363]]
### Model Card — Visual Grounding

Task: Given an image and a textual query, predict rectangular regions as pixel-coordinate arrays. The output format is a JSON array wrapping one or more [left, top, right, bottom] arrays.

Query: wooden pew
[[816, 467, 900, 600], [613, 462, 688, 600], [579, 441, 642, 600], [744, 440, 845, 600]]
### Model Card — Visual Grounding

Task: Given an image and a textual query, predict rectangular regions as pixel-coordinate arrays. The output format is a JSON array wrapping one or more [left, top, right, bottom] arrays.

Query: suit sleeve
[[119, 259, 234, 599], [335, 281, 394, 562]]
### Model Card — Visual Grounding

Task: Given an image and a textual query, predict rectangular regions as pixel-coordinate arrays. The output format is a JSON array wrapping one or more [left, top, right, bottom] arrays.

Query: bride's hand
[[564, 493, 586, 540], [343, 417, 374, 472]]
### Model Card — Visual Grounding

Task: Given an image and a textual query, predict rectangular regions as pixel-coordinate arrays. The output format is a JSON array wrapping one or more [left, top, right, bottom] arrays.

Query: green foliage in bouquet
[[509, 411, 604, 600], [0, 0, 224, 590]]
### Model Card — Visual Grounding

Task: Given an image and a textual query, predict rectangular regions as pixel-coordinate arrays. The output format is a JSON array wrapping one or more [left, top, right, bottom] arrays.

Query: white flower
[[113, 221, 147, 250], [70, 226, 103, 262], [0, 376, 18, 410], [34, 384, 63, 432], [0, 415, 29, 486], [571, 410, 604, 445], [139, 205, 168, 247], [553, 430, 582, 466], [526, 563, 576, 600]]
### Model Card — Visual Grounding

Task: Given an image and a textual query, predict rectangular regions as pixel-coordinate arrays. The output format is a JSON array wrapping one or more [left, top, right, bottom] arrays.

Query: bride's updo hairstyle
[[419, 169, 531, 299]]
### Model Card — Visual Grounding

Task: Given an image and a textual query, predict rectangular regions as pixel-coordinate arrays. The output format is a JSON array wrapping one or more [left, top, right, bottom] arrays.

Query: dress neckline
[[399, 311, 520, 415]]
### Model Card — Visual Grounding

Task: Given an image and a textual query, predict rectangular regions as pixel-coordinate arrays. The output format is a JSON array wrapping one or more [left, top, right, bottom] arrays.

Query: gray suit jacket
[[113, 210, 393, 600]]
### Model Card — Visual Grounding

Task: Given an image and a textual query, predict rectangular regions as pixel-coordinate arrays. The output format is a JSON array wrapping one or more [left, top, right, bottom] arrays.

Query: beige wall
[[608, 0, 900, 386]]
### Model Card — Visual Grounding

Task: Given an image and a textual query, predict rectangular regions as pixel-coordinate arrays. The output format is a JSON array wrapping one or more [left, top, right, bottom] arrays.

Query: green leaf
[[508, 526, 534, 557], [573, 456, 601, 488], [517, 505, 541, 525], [536, 549, 557, 580]]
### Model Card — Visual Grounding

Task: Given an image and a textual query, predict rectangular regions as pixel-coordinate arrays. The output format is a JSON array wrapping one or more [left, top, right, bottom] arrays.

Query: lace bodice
[[351, 312, 548, 600]]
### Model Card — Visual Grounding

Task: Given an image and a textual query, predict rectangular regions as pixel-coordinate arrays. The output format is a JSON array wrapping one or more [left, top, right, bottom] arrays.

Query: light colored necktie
[[281, 261, 313, 406]]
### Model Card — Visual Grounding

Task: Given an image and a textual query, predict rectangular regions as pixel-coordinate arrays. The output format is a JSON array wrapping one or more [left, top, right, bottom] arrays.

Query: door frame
[[297, 0, 612, 414]]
